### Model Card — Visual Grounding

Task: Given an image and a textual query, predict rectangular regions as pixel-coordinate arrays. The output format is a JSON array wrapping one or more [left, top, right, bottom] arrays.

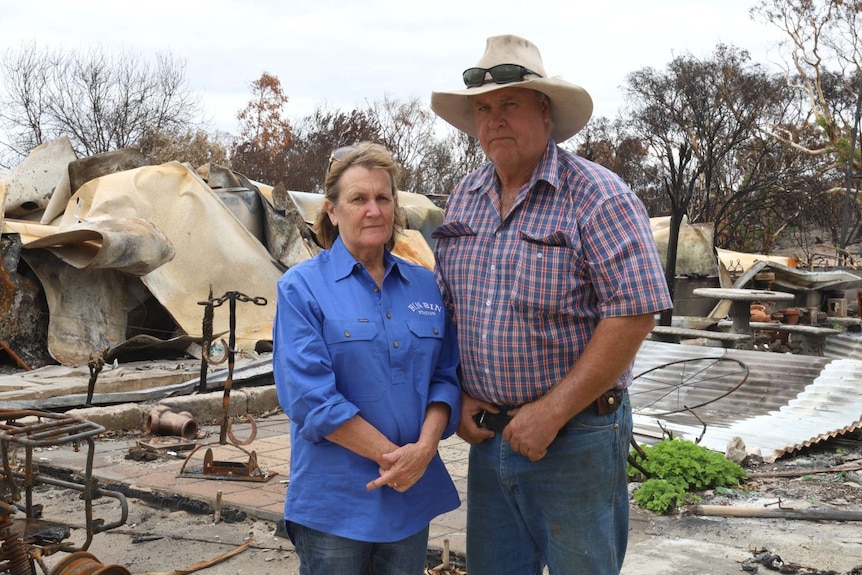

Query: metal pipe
[[144, 405, 198, 440]]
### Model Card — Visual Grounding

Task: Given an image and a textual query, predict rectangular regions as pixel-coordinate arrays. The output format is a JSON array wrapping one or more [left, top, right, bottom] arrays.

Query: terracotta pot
[[783, 309, 800, 325], [750, 304, 771, 322]]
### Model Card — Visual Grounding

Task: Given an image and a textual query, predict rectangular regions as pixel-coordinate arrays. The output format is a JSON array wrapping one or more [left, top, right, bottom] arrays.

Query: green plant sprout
[[628, 437, 746, 515]]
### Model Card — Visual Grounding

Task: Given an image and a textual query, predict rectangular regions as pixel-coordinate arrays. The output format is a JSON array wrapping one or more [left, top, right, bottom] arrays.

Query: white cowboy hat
[[431, 34, 593, 143]]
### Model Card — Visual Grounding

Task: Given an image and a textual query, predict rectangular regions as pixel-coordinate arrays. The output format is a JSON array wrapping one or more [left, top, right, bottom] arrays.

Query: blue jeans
[[465, 392, 632, 575], [289, 521, 430, 575]]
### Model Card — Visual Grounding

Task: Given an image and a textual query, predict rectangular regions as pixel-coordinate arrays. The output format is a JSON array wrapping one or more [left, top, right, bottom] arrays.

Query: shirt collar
[[466, 138, 561, 197], [329, 236, 407, 283], [536, 138, 562, 190]]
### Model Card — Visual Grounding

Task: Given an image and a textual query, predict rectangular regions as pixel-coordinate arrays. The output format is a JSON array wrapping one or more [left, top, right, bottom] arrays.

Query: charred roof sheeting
[[631, 341, 861, 462]]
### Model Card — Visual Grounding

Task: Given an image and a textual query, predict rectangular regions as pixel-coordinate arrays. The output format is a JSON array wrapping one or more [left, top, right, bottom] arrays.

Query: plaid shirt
[[433, 140, 672, 406]]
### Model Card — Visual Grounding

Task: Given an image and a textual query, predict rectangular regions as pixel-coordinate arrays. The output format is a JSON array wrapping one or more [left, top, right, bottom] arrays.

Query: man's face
[[471, 86, 550, 172]]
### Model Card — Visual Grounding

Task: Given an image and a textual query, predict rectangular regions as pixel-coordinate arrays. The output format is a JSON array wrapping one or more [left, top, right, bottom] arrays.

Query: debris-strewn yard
[[17, 425, 862, 575], [627, 435, 862, 575]]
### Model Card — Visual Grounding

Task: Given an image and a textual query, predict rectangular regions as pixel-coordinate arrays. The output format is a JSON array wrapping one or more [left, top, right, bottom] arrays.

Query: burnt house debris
[[1, 137, 440, 376], [4, 138, 862, 459]]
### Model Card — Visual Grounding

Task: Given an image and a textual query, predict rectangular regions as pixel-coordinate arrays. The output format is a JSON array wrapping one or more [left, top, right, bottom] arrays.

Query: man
[[431, 35, 673, 575]]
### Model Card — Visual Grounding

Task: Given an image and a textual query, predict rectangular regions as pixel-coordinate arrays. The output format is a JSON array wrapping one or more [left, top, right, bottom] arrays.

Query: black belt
[[473, 389, 625, 433]]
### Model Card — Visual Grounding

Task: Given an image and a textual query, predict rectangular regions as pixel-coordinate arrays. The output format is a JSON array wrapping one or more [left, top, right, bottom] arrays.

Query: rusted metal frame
[[0, 410, 128, 553], [1, 420, 99, 444], [177, 410, 267, 481], [181, 292, 273, 481], [178, 439, 273, 483], [85, 352, 105, 406], [3, 465, 129, 539], [202, 446, 269, 481], [197, 286, 216, 394], [1, 437, 23, 504], [200, 291, 267, 445], [221, 293, 238, 445]]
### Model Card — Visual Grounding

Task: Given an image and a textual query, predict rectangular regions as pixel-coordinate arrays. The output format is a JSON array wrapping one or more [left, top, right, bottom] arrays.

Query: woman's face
[[325, 165, 395, 260]]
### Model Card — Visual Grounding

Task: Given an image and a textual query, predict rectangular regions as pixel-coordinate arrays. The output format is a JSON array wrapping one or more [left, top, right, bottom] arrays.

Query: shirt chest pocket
[[405, 319, 444, 359], [512, 230, 583, 313], [404, 320, 444, 394], [324, 321, 378, 345], [431, 221, 477, 266], [323, 321, 384, 401]]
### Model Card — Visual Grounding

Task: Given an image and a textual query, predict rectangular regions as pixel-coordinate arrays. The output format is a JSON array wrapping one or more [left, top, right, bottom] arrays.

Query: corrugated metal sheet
[[631, 341, 862, 462], [823, 331, 862, 360]]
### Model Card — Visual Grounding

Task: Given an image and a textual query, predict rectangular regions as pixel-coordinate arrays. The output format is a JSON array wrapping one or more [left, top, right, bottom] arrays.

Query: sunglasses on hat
[[462, 64, 541, 88]]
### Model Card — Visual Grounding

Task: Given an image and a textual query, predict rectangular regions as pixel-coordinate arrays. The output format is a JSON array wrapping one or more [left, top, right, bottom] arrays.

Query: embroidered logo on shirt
[[408, 301, 442, 316]]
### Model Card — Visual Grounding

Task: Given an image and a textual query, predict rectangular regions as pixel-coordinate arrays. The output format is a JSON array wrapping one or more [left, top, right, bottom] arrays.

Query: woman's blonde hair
[[313, 141, 405, 250]]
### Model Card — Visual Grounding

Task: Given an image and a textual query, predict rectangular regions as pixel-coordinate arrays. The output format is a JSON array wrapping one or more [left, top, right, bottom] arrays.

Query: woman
[[273, 142, 461, 575]]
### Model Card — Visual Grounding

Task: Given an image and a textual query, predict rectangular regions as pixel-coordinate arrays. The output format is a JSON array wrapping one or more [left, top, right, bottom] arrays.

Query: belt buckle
[[473, 410, 511, 433], [475, 408, 573, 439]]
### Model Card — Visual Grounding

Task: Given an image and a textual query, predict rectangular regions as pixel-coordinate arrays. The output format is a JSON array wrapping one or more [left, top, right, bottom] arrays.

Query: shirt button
[[373, 287, 380, 293], [484, 368, 490, 375], [386, 312, 391, 319], [393, 341, 400, 348], [490, 264, 496, 271], [433, 328, 439, 334], [537, 252, 543, 259], [485, 300, 491, 306], [344, 331, 351, 337]]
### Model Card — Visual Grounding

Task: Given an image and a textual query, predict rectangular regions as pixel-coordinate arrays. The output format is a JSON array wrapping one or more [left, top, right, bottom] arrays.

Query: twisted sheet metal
[[631, 341, 862, 462]]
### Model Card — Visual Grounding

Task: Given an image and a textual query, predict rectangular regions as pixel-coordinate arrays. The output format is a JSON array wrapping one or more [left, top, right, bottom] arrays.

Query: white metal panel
[[631, 341, 861, 462]]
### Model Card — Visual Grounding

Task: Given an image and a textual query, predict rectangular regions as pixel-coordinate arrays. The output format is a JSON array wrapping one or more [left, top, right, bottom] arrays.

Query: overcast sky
[[2, 0, 790, 137]]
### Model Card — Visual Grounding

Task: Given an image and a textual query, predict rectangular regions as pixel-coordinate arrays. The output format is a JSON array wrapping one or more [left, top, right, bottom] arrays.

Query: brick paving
[[35, 408, 470, 555]]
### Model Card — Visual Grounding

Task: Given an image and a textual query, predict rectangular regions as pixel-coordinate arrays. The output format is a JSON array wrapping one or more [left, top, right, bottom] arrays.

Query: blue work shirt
[[273, 236, 461, 542]]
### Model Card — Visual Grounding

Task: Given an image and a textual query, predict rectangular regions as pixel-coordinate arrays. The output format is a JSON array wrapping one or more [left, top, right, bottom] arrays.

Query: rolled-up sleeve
[[585, 194, 673, 318], [273, 273, 359, 443]]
